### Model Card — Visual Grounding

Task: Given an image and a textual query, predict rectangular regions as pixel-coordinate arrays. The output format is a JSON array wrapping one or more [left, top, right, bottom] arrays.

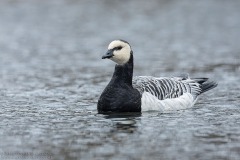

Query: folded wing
[[132, 75, 202, 100]]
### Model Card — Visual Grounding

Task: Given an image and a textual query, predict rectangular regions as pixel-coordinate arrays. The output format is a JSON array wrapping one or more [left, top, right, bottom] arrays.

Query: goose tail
[[192, 78, 218, 93]]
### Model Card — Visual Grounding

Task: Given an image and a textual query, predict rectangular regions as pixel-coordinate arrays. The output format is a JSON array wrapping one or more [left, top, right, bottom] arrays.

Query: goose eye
[[115, 46, 122, 50]]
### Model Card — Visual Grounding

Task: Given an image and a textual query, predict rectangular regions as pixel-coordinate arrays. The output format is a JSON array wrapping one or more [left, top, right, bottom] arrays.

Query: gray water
[[0, 0, 240, 160]]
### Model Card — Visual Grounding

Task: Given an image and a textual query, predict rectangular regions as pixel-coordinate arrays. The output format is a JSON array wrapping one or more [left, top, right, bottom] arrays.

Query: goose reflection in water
[[102, 112, 141, 134]]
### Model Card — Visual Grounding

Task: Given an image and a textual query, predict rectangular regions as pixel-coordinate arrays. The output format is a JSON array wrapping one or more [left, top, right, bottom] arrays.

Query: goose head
[[102, 40, 132, 65]]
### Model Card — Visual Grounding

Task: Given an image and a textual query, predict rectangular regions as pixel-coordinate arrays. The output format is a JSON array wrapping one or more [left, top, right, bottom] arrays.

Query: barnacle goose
[[97, 40, 217, 113]]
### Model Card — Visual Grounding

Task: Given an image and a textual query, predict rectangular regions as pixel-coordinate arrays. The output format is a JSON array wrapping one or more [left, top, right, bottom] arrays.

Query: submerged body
[[98, 40, 217, 113]]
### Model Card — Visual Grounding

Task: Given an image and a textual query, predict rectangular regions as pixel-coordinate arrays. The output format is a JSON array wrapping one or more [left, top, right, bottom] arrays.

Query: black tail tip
[[201, 80, 218, 93]]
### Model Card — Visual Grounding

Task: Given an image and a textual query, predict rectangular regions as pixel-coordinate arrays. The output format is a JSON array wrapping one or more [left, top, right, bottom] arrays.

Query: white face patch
[[107, 40, 131, 65]]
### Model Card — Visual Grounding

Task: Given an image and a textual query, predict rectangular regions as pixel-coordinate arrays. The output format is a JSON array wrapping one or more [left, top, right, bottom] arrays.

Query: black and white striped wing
[[132, 76, 202, 100]]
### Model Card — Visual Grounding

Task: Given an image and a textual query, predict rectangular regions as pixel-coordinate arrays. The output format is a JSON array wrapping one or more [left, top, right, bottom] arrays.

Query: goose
[[97, 40, 217, 113]]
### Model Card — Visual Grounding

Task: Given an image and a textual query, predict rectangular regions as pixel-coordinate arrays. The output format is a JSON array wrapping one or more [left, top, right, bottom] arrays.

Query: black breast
[[97, 83, 141, 113]]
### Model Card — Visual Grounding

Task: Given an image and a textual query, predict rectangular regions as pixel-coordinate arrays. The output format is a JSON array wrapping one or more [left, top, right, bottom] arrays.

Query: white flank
[[141, 91, 197, 112]]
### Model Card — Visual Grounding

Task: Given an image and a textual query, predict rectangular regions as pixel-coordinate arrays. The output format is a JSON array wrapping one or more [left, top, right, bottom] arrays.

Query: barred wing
[[132, 76, 202, 100]]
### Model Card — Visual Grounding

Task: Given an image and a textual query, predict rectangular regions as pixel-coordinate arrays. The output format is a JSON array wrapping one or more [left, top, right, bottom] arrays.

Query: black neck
[[111, 52, 134, 85]]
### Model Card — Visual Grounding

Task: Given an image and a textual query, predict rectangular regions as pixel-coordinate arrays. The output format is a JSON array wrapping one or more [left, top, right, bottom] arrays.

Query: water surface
[[0, 0, 240, 159]]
